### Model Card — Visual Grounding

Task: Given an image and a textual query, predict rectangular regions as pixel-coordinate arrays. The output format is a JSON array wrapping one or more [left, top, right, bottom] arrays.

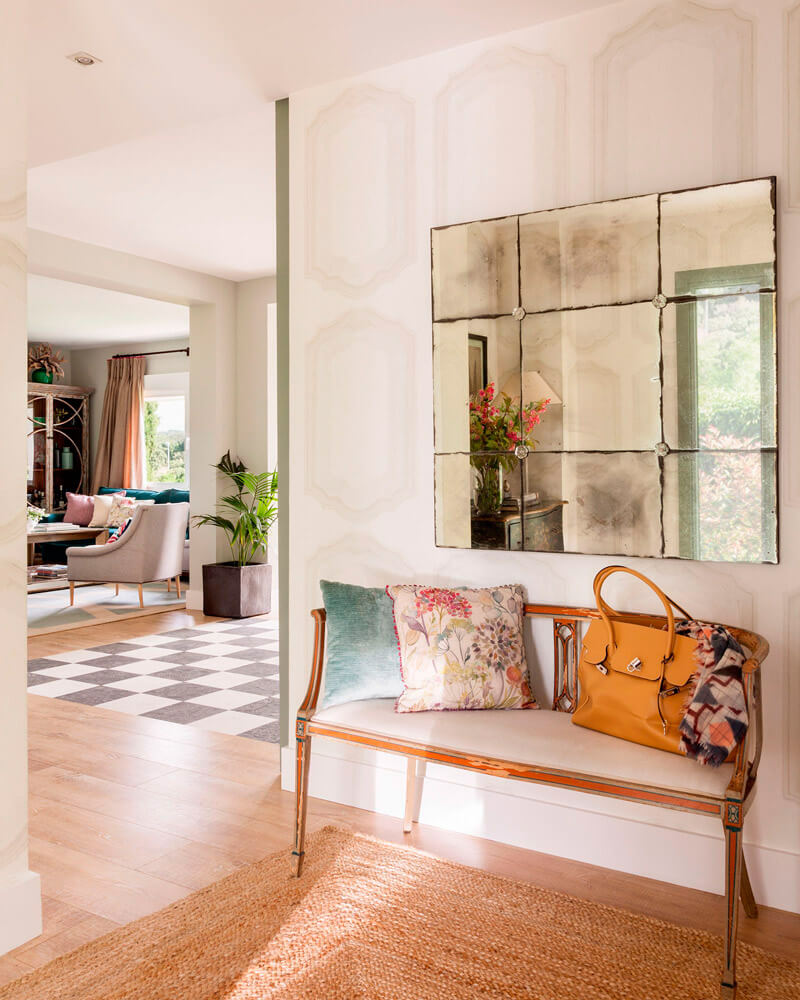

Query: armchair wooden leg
[[115, 583, 119, 597], [721, 801, 744, 998], [69, 581, 74, 606], [166, 578, 171, 592], [137, 583, 144, 609], [403, 756, 416, 833], [175, 575, 181, 599], [291, 720, 312, 877], [740, 853, 758, 919]]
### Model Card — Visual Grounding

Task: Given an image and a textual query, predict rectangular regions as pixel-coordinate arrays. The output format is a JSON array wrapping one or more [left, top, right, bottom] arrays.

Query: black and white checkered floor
[[27, 618, 280, 742]]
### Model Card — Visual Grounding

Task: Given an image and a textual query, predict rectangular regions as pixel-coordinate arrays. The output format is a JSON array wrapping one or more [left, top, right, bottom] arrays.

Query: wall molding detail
[[305, 84, 415, 294], [434, 46, 567, 225], [594, 1, 754, 199], [305, 310, 415, 518]]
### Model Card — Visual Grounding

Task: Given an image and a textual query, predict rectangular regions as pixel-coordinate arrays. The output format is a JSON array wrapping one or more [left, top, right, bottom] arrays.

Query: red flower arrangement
[[469, 383, 549, 515]]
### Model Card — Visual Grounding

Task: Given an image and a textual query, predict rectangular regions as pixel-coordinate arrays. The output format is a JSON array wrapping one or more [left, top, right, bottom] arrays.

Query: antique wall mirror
[[431, 177, 777, 563]]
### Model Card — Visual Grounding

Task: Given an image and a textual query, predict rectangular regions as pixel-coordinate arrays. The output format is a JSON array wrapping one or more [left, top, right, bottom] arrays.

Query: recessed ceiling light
[[66, 51, 102, 67]]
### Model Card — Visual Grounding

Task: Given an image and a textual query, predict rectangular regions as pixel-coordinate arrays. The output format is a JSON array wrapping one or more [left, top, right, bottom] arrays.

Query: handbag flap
[[582, 620, 697, 686]]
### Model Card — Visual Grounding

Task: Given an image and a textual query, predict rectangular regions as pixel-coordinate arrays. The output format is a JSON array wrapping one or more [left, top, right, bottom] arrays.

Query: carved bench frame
[[292, 602, 768, 999]]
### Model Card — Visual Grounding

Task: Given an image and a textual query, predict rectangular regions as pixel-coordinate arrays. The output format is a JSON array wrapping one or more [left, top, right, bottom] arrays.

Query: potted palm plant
[[193, 451, 278, 618]]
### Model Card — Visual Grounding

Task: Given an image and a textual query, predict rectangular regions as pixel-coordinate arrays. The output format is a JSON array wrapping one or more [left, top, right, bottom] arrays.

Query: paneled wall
[[288, 0, 800, 911]]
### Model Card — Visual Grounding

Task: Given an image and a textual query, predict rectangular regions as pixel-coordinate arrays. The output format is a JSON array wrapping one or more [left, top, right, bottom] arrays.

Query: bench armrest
[[298, 608, 327, 719]]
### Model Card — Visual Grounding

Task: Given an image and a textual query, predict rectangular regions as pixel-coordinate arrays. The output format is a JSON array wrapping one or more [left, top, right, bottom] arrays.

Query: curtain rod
[[111, 347, 190, 359]]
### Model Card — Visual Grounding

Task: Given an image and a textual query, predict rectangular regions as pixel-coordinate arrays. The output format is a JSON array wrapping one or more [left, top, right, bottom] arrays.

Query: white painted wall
[[29, 230, 237, 611], [0, 0, 43, 956], [70, 335, 190, 480], [286, 0, 800, 912]]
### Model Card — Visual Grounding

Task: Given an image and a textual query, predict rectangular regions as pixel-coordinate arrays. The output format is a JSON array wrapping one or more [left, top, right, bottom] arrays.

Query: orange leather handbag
[[572, 566, 698, 754]]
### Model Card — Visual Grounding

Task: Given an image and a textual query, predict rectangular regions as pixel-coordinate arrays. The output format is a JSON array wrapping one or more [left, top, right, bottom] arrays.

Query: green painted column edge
[[276, 97, 290, 748]]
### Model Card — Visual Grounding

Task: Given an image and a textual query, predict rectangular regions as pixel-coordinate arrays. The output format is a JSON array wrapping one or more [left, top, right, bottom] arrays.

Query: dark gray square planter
[[202, 562, 272, 619]]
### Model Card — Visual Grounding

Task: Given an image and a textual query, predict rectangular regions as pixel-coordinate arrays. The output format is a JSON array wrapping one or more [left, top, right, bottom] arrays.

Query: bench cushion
[[311, 699, 733, 800]]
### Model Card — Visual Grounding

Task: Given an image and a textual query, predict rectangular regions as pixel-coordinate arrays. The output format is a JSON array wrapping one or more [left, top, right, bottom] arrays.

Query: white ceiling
[[27, 275, 190, 349], [27, 0, 613, 280], [28, 108, 276, 281]]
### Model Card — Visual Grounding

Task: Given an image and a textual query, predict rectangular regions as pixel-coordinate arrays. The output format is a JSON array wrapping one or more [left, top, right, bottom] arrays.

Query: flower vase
[[473, 462, 503, 517]]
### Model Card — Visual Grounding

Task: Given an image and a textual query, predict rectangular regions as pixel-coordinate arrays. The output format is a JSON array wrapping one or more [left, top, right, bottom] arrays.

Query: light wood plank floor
[[1, 609, 797, 987]]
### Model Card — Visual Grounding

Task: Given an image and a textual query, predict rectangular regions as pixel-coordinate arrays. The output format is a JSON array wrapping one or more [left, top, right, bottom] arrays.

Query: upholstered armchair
[[66, 502, 189, 608]]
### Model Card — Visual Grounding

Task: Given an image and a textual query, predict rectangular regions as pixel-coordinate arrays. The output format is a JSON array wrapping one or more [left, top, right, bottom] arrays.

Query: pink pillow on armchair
[[64, 492, 95, 526]]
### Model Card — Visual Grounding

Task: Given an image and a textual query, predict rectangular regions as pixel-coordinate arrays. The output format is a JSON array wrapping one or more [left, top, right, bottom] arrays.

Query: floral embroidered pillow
[[386, 584, 537, 713]]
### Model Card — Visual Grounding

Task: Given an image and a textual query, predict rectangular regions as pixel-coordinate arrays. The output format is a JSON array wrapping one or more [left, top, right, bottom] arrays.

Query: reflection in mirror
[[662, 293, 776, 452], [433, 317, 520, 452], [432, 217, 518, 320], [660, 179, 775, 298], [663, 451, 776, 563], [521, 451, 661, 556], [519, 195, 658, 313], [434, 453, 526, 551], [521, 303, 660, 452], [432, 177, 778, 562]]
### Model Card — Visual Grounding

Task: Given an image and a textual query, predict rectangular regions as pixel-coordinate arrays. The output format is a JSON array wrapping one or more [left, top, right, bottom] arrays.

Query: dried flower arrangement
[[28, 343, 65, 381]]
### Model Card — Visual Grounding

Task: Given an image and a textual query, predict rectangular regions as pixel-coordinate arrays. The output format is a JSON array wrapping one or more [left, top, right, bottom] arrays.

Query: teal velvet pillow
[[319, 580, 403, 709]]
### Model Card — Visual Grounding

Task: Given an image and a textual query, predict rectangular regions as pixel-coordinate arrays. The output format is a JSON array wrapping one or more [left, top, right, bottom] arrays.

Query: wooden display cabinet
[[27, 383, 93, 514]]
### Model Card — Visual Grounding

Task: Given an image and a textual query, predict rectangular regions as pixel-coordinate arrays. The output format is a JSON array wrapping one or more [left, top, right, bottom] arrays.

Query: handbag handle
[[593, 565, 692, 663]]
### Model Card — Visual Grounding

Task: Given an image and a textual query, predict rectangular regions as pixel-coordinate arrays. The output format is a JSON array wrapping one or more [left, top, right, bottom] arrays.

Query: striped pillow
[[106, 516, 132, 544]]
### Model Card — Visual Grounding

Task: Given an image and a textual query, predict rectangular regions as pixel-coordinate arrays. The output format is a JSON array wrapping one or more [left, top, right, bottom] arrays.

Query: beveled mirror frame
[[431, 177, 778, 563]]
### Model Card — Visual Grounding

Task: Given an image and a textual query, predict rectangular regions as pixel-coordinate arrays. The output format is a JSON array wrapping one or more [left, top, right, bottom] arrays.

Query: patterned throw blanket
[[675, 621, 748, 767]]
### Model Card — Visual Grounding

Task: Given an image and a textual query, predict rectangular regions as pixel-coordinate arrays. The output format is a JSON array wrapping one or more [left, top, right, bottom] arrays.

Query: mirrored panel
[[663, 451, 776, 563], [432, 177, 778, 562], [522, 451, 661, 557], [435, 453, 524, 551], [661, 179, 775, 299], [521, 303, 660, 452], [519, 194, 658, 313], [662, 294, 776, 452], [432, 216, 519, 320], [433, 317, 520, 453]]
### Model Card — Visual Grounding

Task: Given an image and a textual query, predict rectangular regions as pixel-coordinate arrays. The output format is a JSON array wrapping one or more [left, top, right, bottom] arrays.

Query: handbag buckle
[[626, 657, 643, 673], [595, 663, 608, 675]]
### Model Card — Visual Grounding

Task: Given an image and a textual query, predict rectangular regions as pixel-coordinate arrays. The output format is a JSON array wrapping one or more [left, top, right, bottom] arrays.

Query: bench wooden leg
[[740, 854, 758, 919], [721, 802, 744, 998], [403, 757, 416, 833], [291, 721, 311, 877]]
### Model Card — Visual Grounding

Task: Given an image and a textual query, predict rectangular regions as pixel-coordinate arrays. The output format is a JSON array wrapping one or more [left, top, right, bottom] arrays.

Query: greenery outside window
[[144, 372, 189, 489], [675, 264, 776, 562]]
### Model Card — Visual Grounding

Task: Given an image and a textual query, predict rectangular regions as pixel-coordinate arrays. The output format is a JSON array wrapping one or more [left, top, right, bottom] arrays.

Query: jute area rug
[[2, 826, 797, 1000]]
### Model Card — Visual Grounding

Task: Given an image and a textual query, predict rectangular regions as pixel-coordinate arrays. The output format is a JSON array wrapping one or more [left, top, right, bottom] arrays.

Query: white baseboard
[[0, 869, 42, 956], [280, 743, 800, 914], [186, 588, 203, 611]]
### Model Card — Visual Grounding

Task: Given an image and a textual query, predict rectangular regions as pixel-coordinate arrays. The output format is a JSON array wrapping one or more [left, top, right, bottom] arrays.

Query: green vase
[[31, 369, 53, 384]]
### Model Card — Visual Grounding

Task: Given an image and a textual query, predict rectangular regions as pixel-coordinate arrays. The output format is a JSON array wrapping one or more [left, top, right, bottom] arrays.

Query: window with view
[[144, 395, 188, 487]]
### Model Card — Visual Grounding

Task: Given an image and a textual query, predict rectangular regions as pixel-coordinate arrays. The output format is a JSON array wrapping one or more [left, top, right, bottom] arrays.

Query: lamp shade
[[501, 369, 562, 406]]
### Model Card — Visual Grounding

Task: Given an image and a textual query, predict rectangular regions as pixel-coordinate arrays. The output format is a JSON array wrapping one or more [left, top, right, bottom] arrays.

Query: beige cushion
[[311, 699, 733, 800], [88, 492, 124, 527], [107, 495, 154, 528]]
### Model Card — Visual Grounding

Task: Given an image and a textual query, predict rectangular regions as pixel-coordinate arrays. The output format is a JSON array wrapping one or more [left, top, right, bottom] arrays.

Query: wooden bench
[[293, 602, 768, 999]]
